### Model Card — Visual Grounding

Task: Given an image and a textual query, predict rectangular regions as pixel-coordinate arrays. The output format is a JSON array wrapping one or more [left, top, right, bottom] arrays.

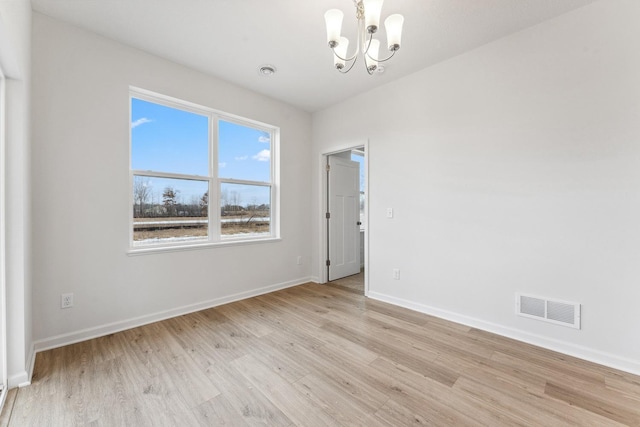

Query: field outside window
[[130, 90, 277, 248]]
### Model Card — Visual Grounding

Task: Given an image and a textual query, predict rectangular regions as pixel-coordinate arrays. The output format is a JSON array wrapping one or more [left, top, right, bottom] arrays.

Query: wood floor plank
[[434, 350, 548, 395], [471, 328, 608, 384], [195, 358, 294, 426], [192, 394, 251, 427], [4, 278, 640, 426], [369, 356, 516, 426], [545, 381, 640, 426], [258, 330, 391, 412], [164, 313, 252, 365], [255, 291, 328, 328], [365, 297, 471, 333], [164, 317, 294, 425], [264, 285, 378, 363], [0, 388, 17, 427], [230, 354, 340, 426], [141, 321, 222, 408], [233, 297, 327, 350], [454, 373, 599, 426], [214, 301, 278, 338], [321, 321, 459, 387], [292, 373, 392, 427], [375, 396, 477, 427], [362, 308, 496, 361], [491, 351, 607, 392], [605, 373, 640, 403]]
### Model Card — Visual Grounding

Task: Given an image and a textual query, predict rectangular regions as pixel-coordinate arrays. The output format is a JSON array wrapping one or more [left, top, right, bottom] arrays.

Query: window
[[130, 89, 278, 249]]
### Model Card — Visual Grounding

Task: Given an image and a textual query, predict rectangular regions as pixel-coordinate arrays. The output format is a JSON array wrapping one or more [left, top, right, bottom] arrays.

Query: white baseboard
[[8, 367, 30, 388], [368, 291, 640, 377], [33, 277, 313, 353]]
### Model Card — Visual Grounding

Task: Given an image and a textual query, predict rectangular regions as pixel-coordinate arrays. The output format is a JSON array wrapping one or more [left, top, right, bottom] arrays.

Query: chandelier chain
[[353, 0, 365, 20]]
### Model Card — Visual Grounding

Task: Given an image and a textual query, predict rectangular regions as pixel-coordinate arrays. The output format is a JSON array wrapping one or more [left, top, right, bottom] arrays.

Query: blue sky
[[131, 98, 271, 206]]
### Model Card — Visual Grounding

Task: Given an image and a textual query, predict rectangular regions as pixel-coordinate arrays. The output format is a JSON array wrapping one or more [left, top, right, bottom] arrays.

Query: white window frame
[[128, 87, 280, 254], [0, 66, 7, 399]]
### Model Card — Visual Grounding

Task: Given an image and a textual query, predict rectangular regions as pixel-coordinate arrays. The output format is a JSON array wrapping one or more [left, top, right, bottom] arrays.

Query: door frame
[[319, 140, 369, 296]]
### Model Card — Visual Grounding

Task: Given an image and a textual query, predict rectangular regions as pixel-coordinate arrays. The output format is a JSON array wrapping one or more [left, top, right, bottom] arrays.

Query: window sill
[[127, 237, 282, 256]]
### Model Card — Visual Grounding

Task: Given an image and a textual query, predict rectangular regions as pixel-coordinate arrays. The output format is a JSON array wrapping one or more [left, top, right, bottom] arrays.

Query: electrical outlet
[[393, 269, 400, 280], [386, 208, 394, 218], [297, 256, 302, 265], [61, 293, 74, 309]]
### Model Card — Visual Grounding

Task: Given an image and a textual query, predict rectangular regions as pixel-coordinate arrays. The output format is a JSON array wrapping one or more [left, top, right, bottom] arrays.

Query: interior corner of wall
[[7, 343, 35, 389]]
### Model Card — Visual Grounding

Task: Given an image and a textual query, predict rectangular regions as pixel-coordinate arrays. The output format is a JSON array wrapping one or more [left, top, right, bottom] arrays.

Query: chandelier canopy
[[324, 0, 404, 74]]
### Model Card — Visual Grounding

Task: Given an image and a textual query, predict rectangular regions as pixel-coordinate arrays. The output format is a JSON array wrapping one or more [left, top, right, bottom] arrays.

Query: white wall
[[312, 0, 640, 374], [0, 0, 33, 387], [31, 13, 312, 347]]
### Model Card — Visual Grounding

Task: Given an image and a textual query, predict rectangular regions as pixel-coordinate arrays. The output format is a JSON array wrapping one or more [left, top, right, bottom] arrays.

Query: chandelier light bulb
[[384, 14, 404, 51], [334, 37, 350, 69], [366, 39, 380, 72], [324, 9, 344, 47], [364, 0, 384, 33]]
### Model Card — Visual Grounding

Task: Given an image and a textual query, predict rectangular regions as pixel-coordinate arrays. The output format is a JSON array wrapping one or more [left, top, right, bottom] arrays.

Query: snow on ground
[[134, 217, 270, 226], [133, 232, 270, 246]]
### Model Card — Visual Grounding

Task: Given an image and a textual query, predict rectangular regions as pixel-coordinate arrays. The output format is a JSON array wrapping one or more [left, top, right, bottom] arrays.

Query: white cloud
[[235, 155, 248, 161], [258, 135, 270, 143], [131, 117, 153, 129], [252, 149, 270, 162], [219, 162, 227, 168]]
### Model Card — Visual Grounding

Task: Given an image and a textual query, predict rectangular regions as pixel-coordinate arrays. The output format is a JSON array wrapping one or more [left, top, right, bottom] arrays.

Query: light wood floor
[[328, 270, 365, 295], [2, 278, 640, 426]]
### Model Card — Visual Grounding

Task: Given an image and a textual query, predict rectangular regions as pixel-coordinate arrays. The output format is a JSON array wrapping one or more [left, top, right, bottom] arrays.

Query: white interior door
[[328, 155, 360, 281]]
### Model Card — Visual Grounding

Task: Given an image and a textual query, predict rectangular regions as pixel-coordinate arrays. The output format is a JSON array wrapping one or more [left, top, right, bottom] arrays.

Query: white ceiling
[[31, 0, 596, 112]]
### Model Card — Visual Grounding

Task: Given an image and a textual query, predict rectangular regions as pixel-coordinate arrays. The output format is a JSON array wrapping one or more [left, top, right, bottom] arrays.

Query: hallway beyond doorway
[[327, 270, 364, 295]]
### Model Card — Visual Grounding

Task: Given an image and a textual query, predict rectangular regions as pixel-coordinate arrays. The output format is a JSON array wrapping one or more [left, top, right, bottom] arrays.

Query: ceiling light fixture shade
[[324, 0, 403, 75], [324, 9, 344, 47], [384, 14, 404, 51], [334, 37, 350, 69], [363, 0, 384, 32], [365, 39, 380, 72]]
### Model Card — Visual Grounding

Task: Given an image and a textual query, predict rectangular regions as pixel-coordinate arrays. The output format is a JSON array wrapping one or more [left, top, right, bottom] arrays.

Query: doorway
[[322, 145, 368, 295]]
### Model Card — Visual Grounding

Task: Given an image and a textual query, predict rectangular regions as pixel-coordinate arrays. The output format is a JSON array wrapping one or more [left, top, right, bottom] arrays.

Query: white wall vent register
[[516, 294, 581, 329]]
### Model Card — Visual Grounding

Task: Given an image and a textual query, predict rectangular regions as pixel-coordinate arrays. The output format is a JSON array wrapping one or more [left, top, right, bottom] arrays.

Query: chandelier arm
[[338, 56, 360, 74], [331, 45, 360, 63], [361, 29, 373, 56], [367, 48, 397, 63]]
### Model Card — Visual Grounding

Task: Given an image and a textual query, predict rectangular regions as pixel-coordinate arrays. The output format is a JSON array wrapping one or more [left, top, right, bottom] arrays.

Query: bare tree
[[230, 190, 242, 212], [221, 188, 229, 213], [163, 186, 179, 217], [200, 191, 209, 217], [133, 176, 152, 217]]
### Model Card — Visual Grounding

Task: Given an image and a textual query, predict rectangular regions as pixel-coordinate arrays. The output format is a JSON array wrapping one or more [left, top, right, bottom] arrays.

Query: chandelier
[[324, 0, 404, 74]]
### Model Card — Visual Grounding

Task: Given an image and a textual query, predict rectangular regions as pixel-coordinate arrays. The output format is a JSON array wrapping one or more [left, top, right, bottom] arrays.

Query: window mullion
[[132, 170, 207, 182], [218, 178, 272, 187], [210, 114, 220, 242]]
